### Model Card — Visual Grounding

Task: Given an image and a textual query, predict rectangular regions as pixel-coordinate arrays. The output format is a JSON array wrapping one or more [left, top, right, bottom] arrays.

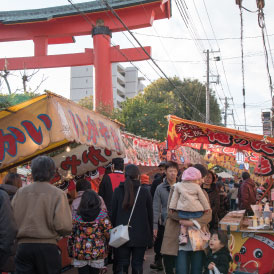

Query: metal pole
[[206, 49, 210, 123]]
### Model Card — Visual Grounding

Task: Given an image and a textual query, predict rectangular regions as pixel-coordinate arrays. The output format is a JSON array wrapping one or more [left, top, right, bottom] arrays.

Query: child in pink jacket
[[169, 167, 210, 244]]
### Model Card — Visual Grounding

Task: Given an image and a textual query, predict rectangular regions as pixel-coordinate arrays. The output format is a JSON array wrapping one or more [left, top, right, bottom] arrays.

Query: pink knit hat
[[182, 167, 202, 181]]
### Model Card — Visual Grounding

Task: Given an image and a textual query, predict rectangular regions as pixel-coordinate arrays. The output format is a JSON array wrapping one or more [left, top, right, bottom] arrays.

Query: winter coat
[[111, 181, 153, 248], [153, 178, 172, 229], [150, 173, 165, 198], [218, 192, 230, 220], [169, 181, 210, 212], [0, 189, 17, 269], [0, 184, 18, 200], [229, 187, 238, 200], [12, 181, 72, 244], [204, 247, 232, 274], [0, 185, 18, 272], [238, 178, 256, 214], [202, 183, 220, 230], [161, 186, 212, 256], [99, 171, 125, 215], [68, 209, 112, 261]]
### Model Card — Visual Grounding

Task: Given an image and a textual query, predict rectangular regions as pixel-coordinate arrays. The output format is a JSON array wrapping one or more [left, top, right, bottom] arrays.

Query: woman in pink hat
[[169, 167, 210, 245]]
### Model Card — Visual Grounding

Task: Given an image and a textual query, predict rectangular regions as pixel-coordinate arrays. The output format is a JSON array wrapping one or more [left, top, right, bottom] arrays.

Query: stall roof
[[0, 92, 124, 172], [167, 115, 274, 177], [167, 115, 274, 154], [0, 94, 47, 120]]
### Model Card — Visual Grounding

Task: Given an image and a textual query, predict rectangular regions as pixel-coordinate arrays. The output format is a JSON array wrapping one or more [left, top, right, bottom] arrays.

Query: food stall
[[166, 115, 274, 274], [0, 92, 125, 269]]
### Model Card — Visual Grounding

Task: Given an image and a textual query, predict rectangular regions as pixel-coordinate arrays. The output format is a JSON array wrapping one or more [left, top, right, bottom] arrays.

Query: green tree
[[78, 96, 93, 110], [115, 77, 222, 141], [0, 92, 39, 109]]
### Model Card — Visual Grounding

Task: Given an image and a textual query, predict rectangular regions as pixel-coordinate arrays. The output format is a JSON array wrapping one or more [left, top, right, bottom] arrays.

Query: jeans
[[114, 246, 146, 274], [163, 255, 176, 274], [78, 265, 100, 274], [15, 243, 61, 274], [230, 199, 237, 211], [176, 250, 204, 274]]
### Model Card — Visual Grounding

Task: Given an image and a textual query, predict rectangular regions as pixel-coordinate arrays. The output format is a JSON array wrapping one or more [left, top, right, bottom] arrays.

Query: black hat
[[112, 158, 124, 165], [193, 164, 208, 178], [158, 161, 166, 167]]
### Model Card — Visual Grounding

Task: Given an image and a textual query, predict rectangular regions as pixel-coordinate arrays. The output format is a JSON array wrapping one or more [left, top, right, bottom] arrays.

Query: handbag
[[109, 186, 141, 248], [188, 226, 210, 251]]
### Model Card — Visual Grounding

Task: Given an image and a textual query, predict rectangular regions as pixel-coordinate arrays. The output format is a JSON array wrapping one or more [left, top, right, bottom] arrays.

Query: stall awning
[[167, 115, 274, 157], [167, 115, 274, 177], [0, 92, 124, 172]]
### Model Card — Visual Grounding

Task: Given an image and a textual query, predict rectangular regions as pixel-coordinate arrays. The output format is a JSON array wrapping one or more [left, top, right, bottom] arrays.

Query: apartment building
[[70, 63, 145, 108]]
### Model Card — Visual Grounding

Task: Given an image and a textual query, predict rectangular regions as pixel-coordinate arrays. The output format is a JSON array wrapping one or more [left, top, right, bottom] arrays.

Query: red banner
[[167, 116, 274, 158]]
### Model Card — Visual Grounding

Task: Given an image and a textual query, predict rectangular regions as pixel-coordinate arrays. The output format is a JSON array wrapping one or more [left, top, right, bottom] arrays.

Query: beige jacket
[[161, 187, 212, 256], [12, 182, 72, 244], [169, 181, 210, 212]]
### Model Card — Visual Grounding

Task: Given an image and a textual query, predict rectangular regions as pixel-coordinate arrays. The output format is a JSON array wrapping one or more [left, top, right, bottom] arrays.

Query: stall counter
[[220, 214, 274, 274]]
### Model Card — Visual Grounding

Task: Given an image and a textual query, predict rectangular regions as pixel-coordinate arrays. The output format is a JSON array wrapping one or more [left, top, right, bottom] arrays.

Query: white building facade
[[70, 64, 145, 108]]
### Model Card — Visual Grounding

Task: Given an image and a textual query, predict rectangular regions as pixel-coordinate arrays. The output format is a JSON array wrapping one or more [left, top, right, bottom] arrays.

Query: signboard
[[204, 153, 267, 184], [0, 93, 124, 171], [122, 133, 160, 166], [52, 132, 161, 180]]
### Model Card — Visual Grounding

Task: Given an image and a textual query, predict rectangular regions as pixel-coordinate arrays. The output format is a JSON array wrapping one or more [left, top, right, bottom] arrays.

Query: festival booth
[[0, 92, 125, 268], [167, 115, 274, 274]]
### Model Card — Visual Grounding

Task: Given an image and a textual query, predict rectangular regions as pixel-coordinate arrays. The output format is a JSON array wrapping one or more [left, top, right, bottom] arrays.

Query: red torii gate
[[0, 0, 171, 110]]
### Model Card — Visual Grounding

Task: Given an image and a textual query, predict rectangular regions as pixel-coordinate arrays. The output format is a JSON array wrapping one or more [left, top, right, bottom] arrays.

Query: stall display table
[[220, 214, 274, 274]]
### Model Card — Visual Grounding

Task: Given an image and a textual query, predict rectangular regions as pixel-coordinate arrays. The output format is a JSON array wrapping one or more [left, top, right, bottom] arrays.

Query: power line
[[97, 0, 163, 80], [101, 0, 209, 122], [201, 0, 241, 127], [132, 31, 274, 41], [258, 8, 273, 97], [239, 2, 247, 131]]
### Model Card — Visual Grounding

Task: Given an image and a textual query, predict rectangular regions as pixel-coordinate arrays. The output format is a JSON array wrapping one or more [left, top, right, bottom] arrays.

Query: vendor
[[238, 172, 256, 215]]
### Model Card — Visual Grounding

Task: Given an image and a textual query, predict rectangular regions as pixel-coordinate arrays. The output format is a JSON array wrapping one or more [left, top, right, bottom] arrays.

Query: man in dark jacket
[[238, 172, 256, 215], [99, 157, 125, 215], [0, 188, 17, 269], [150, 161, 166, 198]]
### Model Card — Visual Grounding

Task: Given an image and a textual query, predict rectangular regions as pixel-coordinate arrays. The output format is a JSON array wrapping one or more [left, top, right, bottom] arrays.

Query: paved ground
[[63, 249, 164, 274]]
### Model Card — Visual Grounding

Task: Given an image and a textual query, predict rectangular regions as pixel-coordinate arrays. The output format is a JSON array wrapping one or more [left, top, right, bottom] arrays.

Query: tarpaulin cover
[[0, 92, 124, 172]]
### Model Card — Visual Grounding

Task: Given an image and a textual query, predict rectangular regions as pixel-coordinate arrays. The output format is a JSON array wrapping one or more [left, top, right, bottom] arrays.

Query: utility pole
[[221, 97, 233, 127], [204, 49, 220, 124], [206, 50, 210, 124]]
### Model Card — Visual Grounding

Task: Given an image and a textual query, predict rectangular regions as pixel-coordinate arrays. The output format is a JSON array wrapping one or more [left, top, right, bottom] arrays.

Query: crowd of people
[[0, 155, 258, 274]]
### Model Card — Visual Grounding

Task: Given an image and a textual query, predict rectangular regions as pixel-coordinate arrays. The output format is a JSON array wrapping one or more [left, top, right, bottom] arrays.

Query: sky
[[0, 0, 273, 134]]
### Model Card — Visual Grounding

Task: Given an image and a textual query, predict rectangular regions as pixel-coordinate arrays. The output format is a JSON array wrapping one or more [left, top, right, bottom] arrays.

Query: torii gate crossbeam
[[0, 0, 171, 110]]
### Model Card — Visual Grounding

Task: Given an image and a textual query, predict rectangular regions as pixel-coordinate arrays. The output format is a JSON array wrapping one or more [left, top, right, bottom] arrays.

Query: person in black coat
[[111, 164, 153, 274], [204, 231, 232, 274], [0, 188, 17, 270], [150, 162, 166, 198]]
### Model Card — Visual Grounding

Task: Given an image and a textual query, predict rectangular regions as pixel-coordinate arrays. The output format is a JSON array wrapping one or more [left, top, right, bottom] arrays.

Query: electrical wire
[[101, 0, 208, 122], [258, 8, 273, 97], [202, 0, 242, 127], [239, 3, 247, 131], [132, 31, 274, 41]]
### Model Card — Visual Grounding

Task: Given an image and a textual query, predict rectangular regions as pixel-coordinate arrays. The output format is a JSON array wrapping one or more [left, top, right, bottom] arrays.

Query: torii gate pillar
[[92, 26, 113, 111]]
